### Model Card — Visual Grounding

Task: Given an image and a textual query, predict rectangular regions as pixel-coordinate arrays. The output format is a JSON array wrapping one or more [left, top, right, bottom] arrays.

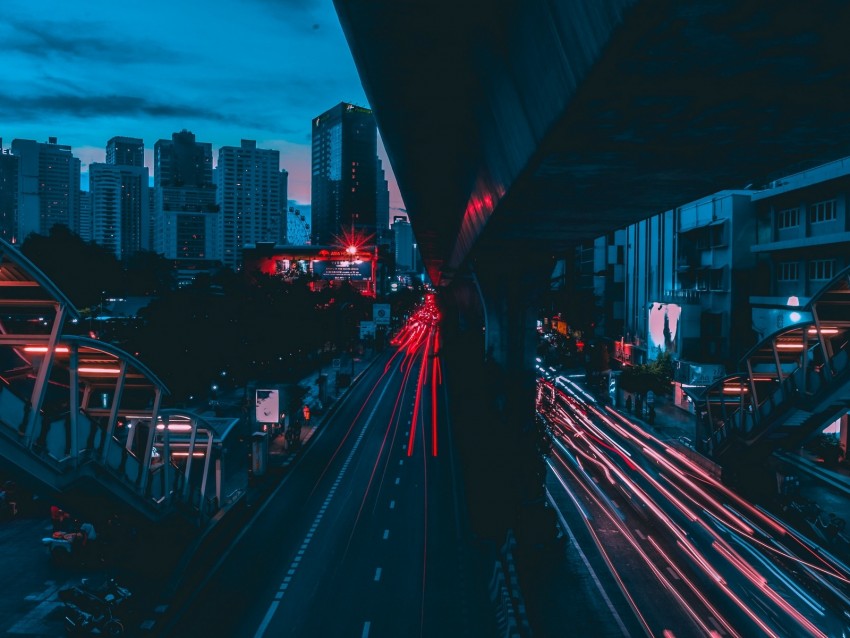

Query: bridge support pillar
[[840, 413, 849, 461], [442, 248, 557, 552]]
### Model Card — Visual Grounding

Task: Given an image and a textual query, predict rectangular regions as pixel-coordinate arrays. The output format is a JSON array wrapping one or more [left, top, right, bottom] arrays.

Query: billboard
[[360, 321, 376, 338], [255, 389, 280, 424], [373, 303, 391, 325], [647, 302, 682, 360], [312, 259, 372, 281]]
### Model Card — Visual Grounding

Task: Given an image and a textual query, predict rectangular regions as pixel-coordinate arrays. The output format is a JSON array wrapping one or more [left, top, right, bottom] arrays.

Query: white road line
[[274, 591, 284, 600], [382, 529, 389, 540], [394, 477, 400, 485], [545, 486, 632, 637], [634, 528, 646, 540], [253, 601, 280, 638], [389, 500, 395, 509], [362, 621, 371, 638], [374, 567, 382, 581], [398, 459, 403, 466], [253, 362, 396, 638]]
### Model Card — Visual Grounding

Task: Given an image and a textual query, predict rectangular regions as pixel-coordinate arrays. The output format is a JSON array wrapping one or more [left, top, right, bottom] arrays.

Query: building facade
[[215, 140, 281, 270], [749, 157, 850, 340], [0, 142, 18, 243], [311, 103, 378, 245], [89, 162, 149, 259], [11, 137, 80, 241], [153, 130, 218, 261], [106, 136, 145, 168], [392, 216, 414, 272]]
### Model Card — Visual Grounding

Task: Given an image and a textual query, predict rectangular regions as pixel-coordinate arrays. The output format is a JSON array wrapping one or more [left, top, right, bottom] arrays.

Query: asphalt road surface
[[165, 340, 490, 638]]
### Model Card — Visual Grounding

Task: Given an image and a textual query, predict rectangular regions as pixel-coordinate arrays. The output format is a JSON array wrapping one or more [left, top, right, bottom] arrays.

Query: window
[[809, 200, 837, 223], [809, 259, 835, 281], [778, 262, 799, 281], [777, 208, 799, 229]]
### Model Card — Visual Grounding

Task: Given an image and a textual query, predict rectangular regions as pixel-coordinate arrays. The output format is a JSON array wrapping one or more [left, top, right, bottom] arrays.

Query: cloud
[[0, 92, 263, 128], [2, 18, 182, 65]]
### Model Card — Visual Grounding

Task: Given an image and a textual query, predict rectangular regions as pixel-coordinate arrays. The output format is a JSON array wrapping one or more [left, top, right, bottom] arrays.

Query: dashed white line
[[398, 459, 403, 466], [374, 567, 382, 581], [362, 621, 371, 638], [389, 500, 396, 509], [394, 477, 400, 485], [382, 529, 389, 540]]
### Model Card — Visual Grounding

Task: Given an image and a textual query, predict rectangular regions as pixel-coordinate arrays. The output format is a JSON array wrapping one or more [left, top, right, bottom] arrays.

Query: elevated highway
[[334, 0, 850, 546]]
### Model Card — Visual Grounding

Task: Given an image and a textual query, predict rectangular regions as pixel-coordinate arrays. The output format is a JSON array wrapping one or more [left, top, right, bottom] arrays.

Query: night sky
[[0, 0, 403, 210]]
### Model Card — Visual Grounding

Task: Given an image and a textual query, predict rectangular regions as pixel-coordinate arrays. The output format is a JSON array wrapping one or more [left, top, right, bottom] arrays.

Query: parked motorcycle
[[59, 578, 131, 636]]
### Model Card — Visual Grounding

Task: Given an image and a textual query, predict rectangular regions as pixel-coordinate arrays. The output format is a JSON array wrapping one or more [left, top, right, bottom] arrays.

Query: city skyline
[[0, 0, 403, 210]]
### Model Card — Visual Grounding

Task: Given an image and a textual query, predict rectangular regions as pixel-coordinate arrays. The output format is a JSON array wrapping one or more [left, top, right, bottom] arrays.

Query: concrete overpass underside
[[335, 0, 850, 284], [335, 4, 850, 619]]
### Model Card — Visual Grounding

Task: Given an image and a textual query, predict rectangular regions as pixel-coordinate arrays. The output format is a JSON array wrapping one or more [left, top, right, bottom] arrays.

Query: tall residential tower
[[153, 130, 218, 261], [215, 140, 281, 270]]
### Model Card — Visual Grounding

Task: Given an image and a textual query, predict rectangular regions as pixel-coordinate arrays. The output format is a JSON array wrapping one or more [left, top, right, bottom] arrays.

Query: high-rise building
[[89, 162, 149, 259], [153, 130, 218, 261], [278, 169, 289, 243], [0, 140, 18, 243], [311, 102, 377, 245], [86, 136, 150, 259], [215, 140, 280, 270], [106, 136, 144, 168], [78, 190, 91, 242], [392, 216, 414, 272], [376, 158, 390, 243], [11, 137, 80, 240]]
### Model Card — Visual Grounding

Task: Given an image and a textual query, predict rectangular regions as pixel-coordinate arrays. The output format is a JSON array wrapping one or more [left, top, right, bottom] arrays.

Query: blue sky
[[0, 0, 402, 209]]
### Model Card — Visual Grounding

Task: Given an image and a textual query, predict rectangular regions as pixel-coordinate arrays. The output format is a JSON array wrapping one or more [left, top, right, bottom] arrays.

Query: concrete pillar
[[840, 413, 849, 460], [444, 247, 557, 548]]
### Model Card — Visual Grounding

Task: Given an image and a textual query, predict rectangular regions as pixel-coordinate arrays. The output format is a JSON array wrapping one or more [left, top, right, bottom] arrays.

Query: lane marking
[[253, 601, 280, 638], [382, 529, 389, 540], [389, 500, 396, 509], [399, 459, 403, 466], [362, 621, 371, 638], [374, 567, 382, 582], [256, 369, 396, 635]]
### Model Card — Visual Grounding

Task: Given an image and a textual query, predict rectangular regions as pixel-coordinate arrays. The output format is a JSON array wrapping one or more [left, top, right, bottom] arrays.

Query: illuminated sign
[[255, 389, 279, 424], [647, 302, 682, 360], [312, 259, 372, 281], [373, 303, 390, 325]]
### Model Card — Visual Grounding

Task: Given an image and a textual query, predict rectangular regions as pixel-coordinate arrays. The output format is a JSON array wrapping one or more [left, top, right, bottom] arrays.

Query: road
[[540, 376, 850, 638], [166, 305, 490, 637]]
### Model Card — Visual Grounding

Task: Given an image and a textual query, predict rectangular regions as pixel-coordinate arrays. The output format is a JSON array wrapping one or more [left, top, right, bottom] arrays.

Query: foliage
[[16, 226, 424, 403], [620, 351, 674, 395]]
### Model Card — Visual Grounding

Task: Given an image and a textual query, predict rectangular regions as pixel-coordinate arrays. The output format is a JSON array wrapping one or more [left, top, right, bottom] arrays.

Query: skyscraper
[[311, 102, 377, 245], [106, 136, 144, 168], [89, 162, 149, 259], [87, 136, 150, 260], [278, 169, 289, 243], [376, 158, 390, 243], [153, 130, 218, 261], [0, 141, 18, 243], [393, 216, 414, 272], [11, 137, 80, 240], [215, 140, 281, 270]]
